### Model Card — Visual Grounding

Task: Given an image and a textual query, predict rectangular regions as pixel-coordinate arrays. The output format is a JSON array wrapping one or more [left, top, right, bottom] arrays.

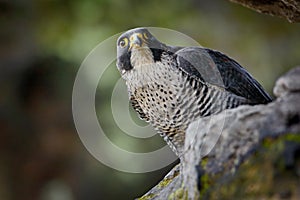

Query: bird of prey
[[116, 28, 272, 156]]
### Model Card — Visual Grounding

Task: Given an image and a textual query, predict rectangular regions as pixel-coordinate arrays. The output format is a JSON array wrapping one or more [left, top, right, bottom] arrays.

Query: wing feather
[[173, 47, 272, 104]]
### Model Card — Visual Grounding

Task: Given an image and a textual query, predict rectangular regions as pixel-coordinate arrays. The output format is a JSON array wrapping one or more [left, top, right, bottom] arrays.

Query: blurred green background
[[1, 0, 300, 200]]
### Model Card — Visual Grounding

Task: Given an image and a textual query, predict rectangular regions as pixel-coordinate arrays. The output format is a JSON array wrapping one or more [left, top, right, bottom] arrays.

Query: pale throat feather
[[130, 47, 155, 68], [123, 47, 158, 88]]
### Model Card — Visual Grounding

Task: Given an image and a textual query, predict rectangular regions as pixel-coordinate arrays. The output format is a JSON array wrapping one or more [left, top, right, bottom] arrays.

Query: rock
[[138, 66, 300, 200], [274, 66, 300, 97]]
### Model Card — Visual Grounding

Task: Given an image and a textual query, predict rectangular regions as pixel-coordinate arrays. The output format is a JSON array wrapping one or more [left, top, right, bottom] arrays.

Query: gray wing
[[173, 46, 272, 104]]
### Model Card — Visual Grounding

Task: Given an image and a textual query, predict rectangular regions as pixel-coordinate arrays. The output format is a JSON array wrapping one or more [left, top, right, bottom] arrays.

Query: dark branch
[[229, 0, 300, 22]]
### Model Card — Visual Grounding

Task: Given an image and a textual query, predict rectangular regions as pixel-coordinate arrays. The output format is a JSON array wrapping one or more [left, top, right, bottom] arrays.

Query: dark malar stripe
[[118, 51, 132, 71], [150, 48, 164, 62]]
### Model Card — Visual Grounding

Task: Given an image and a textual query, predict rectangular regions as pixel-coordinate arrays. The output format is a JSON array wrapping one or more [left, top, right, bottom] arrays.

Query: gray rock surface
[[138, 66, 300, 200]]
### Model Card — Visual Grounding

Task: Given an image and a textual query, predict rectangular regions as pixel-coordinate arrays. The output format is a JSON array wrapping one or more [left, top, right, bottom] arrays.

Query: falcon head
[[116, 28, 168, 75]]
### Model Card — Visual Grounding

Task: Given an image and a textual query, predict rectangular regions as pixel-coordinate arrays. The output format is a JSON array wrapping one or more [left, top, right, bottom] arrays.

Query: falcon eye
[[119, 38, 128, 48], [143, 32, 149, 39]]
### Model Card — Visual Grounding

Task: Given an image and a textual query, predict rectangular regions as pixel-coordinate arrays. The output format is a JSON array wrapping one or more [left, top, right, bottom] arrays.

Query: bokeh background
[[1, 0, 300, 200]]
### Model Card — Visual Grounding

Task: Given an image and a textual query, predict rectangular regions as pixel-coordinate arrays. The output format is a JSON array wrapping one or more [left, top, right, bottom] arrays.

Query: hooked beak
[[129, 33, 146, 50]]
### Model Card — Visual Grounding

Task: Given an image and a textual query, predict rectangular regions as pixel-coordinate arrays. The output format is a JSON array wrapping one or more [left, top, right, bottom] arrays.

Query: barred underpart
[[123, 52, 249, 155]]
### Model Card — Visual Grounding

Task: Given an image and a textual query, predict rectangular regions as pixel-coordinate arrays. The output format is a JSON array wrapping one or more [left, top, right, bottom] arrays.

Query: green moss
[[137, 193, 156, 200], [200, 157, 209, 169], [158, 177, 173, 188], [262, 137, 275, 148], [284, 133, 300, 142], [168, 188, 188, 200], [205, 134, 300, 199], [198, 157, 211, 197], [263, 133, 300, 148], [158, 168, 179, 188], [199, 173, 210, 193]]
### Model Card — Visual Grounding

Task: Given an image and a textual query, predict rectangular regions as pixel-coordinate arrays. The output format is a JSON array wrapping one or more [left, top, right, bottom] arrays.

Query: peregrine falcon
[[116, 28, 272, 156]]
